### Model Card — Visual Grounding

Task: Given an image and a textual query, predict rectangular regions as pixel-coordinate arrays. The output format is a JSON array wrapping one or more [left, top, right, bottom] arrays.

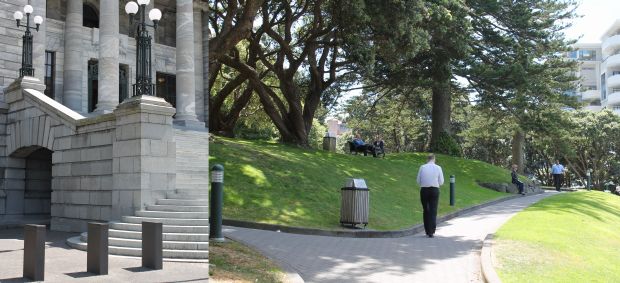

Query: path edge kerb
[[481, 234, 502, 283], [223, 192, 541, 238]]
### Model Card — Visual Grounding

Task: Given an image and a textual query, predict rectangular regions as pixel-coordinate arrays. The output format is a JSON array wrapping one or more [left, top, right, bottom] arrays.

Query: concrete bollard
[[450, 175, 455, 206], [87, 222, 109, 275], [23, 224, 46, 281], [142, 221, 163, 270]]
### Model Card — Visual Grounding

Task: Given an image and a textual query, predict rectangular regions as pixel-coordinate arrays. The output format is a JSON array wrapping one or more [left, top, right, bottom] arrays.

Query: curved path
[[224, 191, 556, 283]]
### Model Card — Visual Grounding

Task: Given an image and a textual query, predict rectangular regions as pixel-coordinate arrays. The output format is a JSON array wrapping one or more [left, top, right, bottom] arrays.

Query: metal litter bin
[[340, 178, 369, 228]]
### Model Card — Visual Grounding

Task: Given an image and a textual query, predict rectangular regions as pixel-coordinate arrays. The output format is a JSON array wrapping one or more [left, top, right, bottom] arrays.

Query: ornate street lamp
[[125, 0, 162, 97], [13, 5, 43, 77]]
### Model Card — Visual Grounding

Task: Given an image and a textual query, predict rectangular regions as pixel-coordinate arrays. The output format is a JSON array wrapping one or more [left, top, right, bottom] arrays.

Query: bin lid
[[344, 178, 368, 189]]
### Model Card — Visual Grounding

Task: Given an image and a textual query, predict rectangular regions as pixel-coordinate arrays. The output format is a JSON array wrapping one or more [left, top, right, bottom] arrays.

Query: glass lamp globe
[[149, 8, 162, 21], [34, 15, 43, 25], [13, 11, 23, 20], [125, 1, 139, 15], [24, 5, 33, 14]]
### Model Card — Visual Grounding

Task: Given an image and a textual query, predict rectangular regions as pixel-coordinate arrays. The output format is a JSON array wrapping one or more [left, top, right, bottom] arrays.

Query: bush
[[431, 131, 462, 157]]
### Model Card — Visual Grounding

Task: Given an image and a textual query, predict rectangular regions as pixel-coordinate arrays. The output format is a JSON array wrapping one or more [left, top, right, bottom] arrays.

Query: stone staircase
[[67, 128, 211, 262]]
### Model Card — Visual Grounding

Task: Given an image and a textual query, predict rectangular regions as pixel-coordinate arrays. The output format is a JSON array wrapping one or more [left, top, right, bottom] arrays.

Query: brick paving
[[224, 192, 555, 283], [0, 229, 209, 282]]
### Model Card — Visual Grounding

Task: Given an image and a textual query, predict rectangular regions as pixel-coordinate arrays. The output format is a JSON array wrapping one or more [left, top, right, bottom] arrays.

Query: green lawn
[[209, 137, 510, 230], [494, 191, 620, 282]]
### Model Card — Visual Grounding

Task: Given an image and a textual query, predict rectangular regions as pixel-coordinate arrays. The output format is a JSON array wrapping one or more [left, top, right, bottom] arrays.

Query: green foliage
[[430, 131, 462, 157], [495, 192, 620, 282], [308, 119, 328, 149], [209, 136, 509, 230]]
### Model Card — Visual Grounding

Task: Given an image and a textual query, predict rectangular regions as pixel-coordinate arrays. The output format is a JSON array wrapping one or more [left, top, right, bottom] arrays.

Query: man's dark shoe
[[427, 234, 434, 238]]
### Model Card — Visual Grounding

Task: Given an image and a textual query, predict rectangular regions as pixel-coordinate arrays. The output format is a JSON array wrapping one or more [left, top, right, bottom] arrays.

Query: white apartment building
[[569, 20, 620, 114]]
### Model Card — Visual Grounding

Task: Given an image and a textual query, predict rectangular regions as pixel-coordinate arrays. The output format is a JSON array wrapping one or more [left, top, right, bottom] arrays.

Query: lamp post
[[124, 0, 162, 97], [13, 5, 43, 78]]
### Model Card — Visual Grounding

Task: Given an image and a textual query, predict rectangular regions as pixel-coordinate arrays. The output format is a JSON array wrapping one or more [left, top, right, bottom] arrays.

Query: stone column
[[193, 3, 205, 122], [95, 0, 120, 113], [174, 0, 202, 128], [31, 0, 46, 83], [202, 8, 210, 128], [62, 0, 83, 112]]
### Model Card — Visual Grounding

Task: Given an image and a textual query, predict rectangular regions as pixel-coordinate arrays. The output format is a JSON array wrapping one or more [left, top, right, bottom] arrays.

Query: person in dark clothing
[[372, 135, 385, 158], [511, 164, 525, 195]]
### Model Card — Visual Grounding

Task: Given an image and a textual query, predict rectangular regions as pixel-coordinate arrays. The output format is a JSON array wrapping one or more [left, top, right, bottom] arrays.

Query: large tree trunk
[[429, 57, 452, 153], [511, 130, 525, 173]]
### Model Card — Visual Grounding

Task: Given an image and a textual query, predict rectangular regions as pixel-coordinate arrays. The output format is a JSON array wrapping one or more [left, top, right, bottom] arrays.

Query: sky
[[565, 0, 620, 43]]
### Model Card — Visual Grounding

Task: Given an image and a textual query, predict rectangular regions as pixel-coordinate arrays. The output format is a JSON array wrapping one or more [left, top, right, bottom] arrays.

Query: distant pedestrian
[[551, 160, 565, 192], [416, 154, 444, 238], [511, 165, 525, 195]]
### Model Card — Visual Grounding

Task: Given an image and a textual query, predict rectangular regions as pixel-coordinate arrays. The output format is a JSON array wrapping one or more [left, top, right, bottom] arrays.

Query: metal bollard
[[587, 171, 591, 191], [142, 222, 163, 270], [210, 164, 225, 242], [449, 175, 455, 206], [87, 222, 109, 275], [23, 224, 45, 281]]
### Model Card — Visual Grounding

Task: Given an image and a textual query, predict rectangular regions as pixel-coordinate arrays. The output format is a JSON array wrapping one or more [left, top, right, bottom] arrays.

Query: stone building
[[0, 0, 210, 261]]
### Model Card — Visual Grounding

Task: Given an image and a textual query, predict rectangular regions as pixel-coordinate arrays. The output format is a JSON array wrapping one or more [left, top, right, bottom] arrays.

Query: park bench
[[347, 141, 385, 158]]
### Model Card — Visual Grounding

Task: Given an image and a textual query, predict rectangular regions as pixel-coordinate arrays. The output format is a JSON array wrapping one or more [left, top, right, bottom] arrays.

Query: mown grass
[[494, 191, 620, 282], [209, 239, 287, 283], [209, 137, 510, 230]]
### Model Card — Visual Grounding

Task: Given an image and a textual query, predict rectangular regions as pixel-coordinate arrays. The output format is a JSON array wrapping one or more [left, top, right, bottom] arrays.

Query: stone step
[[67, 236, 209, 260], [175, 189, 209, 195], [166, 192, 209, 200], [108, 237, 209, 250], [147, 204, 209, 212], [110, 222, 209, 233], [135, 210, 209, 219], [157, 199, 207, 206], [122, 216, 210, 226], [109, 229, 209, 242]]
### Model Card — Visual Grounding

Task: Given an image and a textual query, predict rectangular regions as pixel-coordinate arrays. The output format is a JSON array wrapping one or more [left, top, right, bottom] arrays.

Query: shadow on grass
[[524, 193, 620, 221]]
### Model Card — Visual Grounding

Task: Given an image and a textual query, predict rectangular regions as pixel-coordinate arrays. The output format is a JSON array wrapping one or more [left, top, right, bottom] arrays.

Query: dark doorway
[[88, 61, 131, 112], [83, 3, 99, 28], [156, 72, 176, 108], [24, 148, 53, 216]]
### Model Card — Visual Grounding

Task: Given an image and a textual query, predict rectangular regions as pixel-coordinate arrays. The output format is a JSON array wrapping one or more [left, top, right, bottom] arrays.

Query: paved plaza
[[225, 192, 555, 283], [0, 229, 209, 282]]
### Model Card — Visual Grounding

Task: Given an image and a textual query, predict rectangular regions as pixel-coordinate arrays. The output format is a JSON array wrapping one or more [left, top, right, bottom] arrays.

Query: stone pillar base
[[173, 119, 206, 130]]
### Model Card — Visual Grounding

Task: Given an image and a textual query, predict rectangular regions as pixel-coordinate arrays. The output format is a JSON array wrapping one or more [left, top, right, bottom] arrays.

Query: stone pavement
[[0, 229, 209, 282], [224, 191, 556, 283]]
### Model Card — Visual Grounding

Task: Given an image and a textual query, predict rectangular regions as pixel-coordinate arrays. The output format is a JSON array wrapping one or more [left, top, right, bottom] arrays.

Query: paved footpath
[[224, 191, 555, 283]]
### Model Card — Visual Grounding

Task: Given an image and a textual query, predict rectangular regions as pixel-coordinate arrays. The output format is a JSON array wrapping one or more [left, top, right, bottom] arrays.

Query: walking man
[[416, 154, 444, 238], [511, 165, 525, 195], [551, 160, 564, 192]]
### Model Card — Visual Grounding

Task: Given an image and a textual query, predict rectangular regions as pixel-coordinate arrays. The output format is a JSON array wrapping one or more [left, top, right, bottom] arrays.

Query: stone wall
[[0, 77, 176, 232]]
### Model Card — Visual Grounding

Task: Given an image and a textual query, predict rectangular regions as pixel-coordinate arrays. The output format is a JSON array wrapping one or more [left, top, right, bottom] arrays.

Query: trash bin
[[340, 178, 369, 228]]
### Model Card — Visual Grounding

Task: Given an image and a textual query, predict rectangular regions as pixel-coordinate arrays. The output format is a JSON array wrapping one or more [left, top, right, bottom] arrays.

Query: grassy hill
[[494, 191, 620, 282], [209, 137, 511, 230]]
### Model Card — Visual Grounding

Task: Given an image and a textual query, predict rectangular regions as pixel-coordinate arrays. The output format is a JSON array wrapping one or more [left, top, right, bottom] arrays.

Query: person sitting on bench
[[511, 164, 525, 195], [372, 135, 385, 158], [352, 134, 365, 150]]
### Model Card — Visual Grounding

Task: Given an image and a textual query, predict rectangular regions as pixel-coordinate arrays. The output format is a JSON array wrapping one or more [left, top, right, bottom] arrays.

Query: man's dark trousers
[[553, 174, 562, 191], [420, 187, 440, 236]]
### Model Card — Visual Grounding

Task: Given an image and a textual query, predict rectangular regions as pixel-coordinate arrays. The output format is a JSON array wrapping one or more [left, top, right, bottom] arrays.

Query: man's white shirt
[[417, 162, 444, 188]]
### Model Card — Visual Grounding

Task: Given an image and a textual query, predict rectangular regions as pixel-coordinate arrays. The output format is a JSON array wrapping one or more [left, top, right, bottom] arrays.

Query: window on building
[[612, 71, 620, 76], [83, 4, 99, 28], [582, 85, 597, 91], [156, 73, 176, 108], [88, 61, 132, 112], [613, 106, 620, 112], [579, 50, 596, 60], [601, 74, 607, 100], [567, 51, 578, 59], [44, 51, 55, 98], [581, 67, 595, 71]]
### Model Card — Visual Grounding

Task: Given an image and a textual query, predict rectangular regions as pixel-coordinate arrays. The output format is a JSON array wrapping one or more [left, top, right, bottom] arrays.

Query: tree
[[461, 0, 579, 171], [221, 0, 432, 146]]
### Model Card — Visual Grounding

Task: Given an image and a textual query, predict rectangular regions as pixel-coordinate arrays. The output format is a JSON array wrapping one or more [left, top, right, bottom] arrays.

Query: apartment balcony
[[584, 105, 602, 112], [610, 74, 620, 88], [581, 90, 600, 102], [606, 91, 620, 106], [603, 34, 620, 56], [606, 54, 620, 69]]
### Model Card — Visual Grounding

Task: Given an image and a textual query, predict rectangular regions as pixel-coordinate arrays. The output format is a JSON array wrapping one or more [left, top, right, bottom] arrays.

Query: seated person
[[352, 134, 365, 150], [372, 135, 385, 157], [511, 164, 525, 195]]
